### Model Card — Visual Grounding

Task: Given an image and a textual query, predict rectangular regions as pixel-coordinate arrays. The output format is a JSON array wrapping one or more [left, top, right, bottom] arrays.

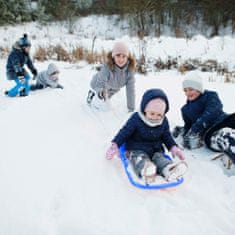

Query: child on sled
[[106, 88, 188, 182]]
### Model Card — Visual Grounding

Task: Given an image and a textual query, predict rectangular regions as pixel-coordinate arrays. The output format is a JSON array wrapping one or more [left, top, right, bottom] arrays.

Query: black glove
[[97, 90, 107, 101], [57, 84, 63, 89], [172, 126, 185, 138], [16, 71, 24, 77], [31, 69, 38, 76], [183, 129, 202, 149]]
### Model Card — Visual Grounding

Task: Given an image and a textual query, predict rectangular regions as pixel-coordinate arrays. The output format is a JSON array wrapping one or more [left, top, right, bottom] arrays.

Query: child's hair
[[106, 52, 136, 72], [50, 71, 59, 76]]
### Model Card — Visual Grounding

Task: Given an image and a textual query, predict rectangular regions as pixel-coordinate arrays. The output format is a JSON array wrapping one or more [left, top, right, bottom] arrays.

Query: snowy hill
[[0, 58, 235, 234]]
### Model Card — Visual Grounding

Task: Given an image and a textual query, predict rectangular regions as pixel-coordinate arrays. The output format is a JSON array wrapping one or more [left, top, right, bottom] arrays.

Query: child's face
[[50, 72, 59, 81], [24, 46, 31, 53], [113, 54, 128, 67], [183, 88, 201, 101], [145, 110, 164, 122]]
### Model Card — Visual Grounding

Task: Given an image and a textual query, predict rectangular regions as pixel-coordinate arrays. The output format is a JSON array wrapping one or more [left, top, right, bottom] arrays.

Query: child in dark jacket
[[87, 41, 136, 112], [173, 71, 235, 163], [30, 63, 63, 91], [5, 34, 37, 97], [106, 89, 187, 182]]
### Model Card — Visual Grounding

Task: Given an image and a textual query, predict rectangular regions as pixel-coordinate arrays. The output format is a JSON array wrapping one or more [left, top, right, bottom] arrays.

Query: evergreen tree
[[41, 0, 78, 21], [74, 0, 93, 9], [0, 0, 31, 25]]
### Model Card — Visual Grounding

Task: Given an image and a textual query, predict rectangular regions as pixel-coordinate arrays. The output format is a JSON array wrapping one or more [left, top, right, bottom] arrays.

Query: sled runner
[[119, 145, 184, 190]]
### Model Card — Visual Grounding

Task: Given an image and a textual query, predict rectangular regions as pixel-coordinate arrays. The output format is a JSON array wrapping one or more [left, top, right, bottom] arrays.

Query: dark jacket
[[181, 90, 227, 135], [112, 89, 176, 156], [6, 43, 36, 80]]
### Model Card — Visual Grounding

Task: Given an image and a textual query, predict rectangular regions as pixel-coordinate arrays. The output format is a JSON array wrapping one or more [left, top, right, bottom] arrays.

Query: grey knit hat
[[182, 71, 204, 93]]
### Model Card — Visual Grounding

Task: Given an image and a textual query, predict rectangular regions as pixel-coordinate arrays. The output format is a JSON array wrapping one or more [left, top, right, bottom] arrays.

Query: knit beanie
[[112, 41, 129, 58], [144, 98, 166, 114], [182, 71, 204, 93]]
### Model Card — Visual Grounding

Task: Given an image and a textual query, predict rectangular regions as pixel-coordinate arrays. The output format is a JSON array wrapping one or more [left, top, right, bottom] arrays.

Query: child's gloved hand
[[183, 129, 202, 149], [57, 84, 64, 89], [170, 145, 185, 160], [172, 126, 185, 138], [106, 142, 119, 160], [97, 90, 107, 101], [32, 69, 38, 76]]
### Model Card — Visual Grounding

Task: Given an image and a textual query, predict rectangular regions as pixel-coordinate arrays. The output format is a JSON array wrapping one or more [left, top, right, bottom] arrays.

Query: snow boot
[[141, 159, 157, 183], [130, 151, 157, 183], [87, 89, 95, 105], [210, 127, 235, 164], [162, 161, 188, 181]]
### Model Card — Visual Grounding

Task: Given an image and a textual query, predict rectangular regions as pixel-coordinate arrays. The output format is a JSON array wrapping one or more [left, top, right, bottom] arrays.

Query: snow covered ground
[[0, 58, 235, 235]]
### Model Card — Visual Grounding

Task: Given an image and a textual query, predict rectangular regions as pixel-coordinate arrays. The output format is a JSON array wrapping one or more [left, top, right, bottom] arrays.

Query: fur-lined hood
[[106, 52, 136, 72], [140, 89, 169, 114]]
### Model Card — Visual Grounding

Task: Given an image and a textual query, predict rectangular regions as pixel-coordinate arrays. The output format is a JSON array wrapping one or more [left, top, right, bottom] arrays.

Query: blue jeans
[[7, 74, 30, 97]]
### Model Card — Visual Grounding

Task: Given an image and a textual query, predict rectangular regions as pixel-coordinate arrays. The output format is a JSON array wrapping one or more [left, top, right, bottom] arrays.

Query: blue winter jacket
[[112, 89, 176, 156], [181, 90, 227, 135], [6, 44, 36, 80]]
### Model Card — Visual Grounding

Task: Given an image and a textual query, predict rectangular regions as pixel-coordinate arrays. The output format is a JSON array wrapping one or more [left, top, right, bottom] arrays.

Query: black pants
[[204, 113, 235, 163], [30, 83, 45, 91]]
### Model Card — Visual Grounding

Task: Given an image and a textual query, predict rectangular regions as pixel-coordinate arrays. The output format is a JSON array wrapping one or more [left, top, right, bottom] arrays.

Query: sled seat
[[119, 144, 184, 190]]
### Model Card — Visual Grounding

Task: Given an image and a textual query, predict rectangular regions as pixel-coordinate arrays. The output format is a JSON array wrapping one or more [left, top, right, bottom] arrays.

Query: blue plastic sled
[[119, 145, 184, 190]]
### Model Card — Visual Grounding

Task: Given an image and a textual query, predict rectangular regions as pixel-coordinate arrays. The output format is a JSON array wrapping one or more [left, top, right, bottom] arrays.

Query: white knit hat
[[182, 71, 204, 93]]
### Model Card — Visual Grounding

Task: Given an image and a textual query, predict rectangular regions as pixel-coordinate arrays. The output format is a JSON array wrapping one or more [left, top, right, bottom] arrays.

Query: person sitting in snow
[[106, 88, 188, 182], [30, 63, 63, 91], [86, 41, 136, 112], [5, 34, 38, 97], [172, 71, 235, 164]]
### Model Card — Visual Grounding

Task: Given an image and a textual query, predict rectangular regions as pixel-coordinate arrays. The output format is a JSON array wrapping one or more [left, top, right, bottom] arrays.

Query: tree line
[[0, 0, 235, 37]]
